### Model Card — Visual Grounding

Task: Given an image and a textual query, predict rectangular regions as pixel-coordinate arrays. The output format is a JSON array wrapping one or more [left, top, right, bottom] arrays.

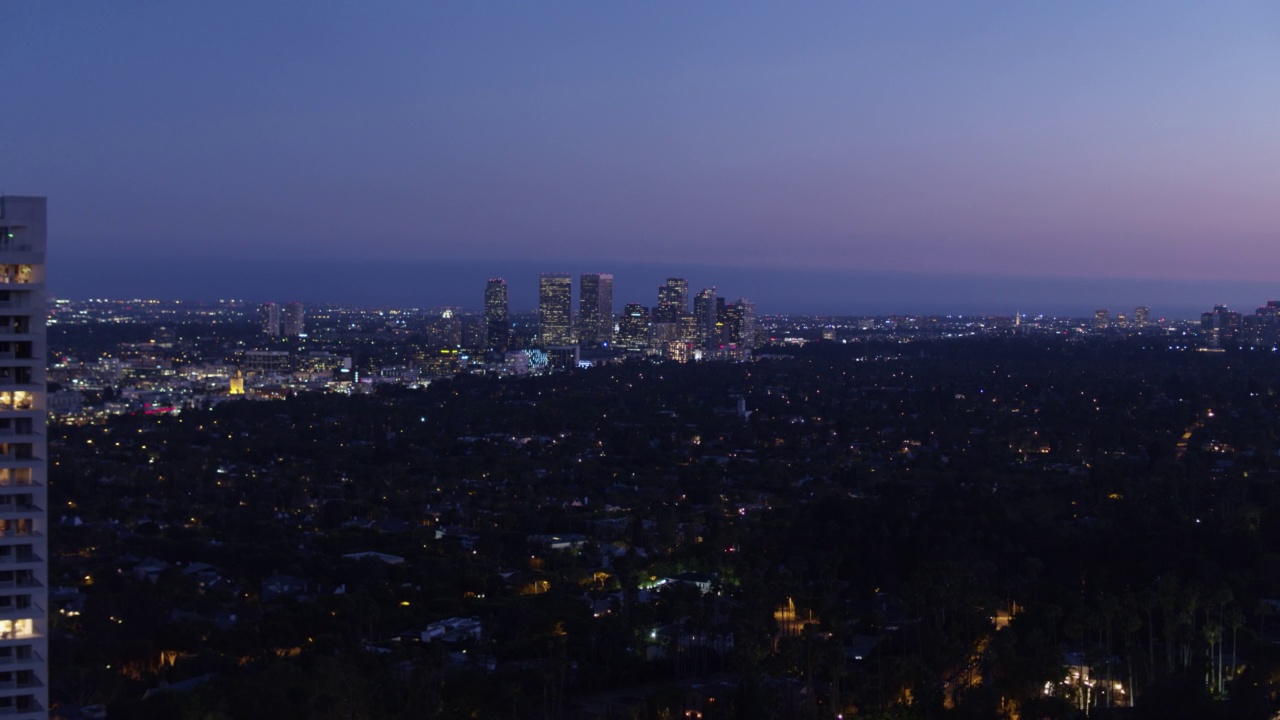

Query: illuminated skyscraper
[[1093, 309, 1109, 329], [1209, 304, 1241, 346], [655, 278, 688, 323], [1201, 304, 1242, 347], [617, 303, 651, 352], [578, 273, 613, 348], [1254, 302, 1280, 348], [677, 314, 698, 346], [694, 287, 717, 351], [282, 302, 305, 337], [716, 298, 757, 359], [0, 196, 49, 717], [715, 296, 728, 346], [484, 279, 509, 353], [1133, 306, 1150, 328], [736, 298, 756, 350], [538, 273, 573, 346], [261, 302, 280, 337]]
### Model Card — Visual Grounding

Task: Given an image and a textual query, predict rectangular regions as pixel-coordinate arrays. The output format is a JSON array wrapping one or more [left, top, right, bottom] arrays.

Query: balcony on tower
[[0, 267, 39, 287]]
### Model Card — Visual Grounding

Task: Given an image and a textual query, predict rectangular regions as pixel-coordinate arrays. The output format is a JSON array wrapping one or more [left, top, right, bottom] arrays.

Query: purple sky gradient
[[3, 2, 1279, 310]]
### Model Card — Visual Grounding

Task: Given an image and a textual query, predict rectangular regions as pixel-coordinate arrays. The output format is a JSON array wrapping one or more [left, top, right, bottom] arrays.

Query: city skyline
[[10, 3, 1280, 713], [42, 276, 1280, 716], [4, 2, 1279, 309], [46, 254, 1280, 320]]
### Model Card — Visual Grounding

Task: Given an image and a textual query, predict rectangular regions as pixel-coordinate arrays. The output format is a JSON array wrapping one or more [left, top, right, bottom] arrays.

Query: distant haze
[[6, 2, 1280, 306]]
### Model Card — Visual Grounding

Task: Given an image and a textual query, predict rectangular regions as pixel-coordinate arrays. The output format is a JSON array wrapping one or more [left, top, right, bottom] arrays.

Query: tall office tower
[[484, 279, 510, 353], [1133, 306, 1150, 328], [1242, 312, 1263, 349], [616, 303, 651, 352], [720, 303, 740, 342], [715, 298, 758, 359], [261, 302, 281, 337], [1217, 305, 1242, 347], [677, 313, 699, 345], [715, 296, 728, 346], [655, 277, 688, 323], [693, 288, 717, 350], [1202, 304, 1241, 347], [538, 273, 573, 346], [282, 302, 305, 337], [1093, 309, 1109, 329], [735, 298, 757, 349], [0, 196, 49, 718], [1261, 301, 1280, 348], [577, 273, 613, 348]]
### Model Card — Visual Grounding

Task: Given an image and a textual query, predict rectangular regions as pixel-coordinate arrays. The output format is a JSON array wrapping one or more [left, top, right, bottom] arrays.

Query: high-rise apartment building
[[655, 278, 688, 323], [538, 273, 573, 346], [577, 273, 613, 348], [1093, 309, 1109, 329], [282, 302, 305, 337], [0, 196, 49, 718], [484, 279, 509, 353], [261, 302, 280, 337]]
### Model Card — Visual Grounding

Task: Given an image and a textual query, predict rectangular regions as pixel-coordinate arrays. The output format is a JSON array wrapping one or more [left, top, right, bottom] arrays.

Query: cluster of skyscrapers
[[1200, 301, 1280, 348], [1092, 306, 1151, 329], [484, 274, 758, 361], [260, 301, 305, 338]]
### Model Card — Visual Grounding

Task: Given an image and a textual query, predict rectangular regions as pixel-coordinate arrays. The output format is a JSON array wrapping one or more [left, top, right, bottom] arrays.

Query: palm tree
[[1207, 587, 1233, 694], [1225, 602, 1245, 689]]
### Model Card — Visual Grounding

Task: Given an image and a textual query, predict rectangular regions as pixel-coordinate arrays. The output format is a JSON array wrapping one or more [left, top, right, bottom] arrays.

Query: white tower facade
[[0, 196, 48, 718]]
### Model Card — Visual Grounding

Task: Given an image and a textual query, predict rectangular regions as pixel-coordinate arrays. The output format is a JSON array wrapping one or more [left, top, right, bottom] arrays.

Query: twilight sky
[[3, 2, 1279, 314]]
